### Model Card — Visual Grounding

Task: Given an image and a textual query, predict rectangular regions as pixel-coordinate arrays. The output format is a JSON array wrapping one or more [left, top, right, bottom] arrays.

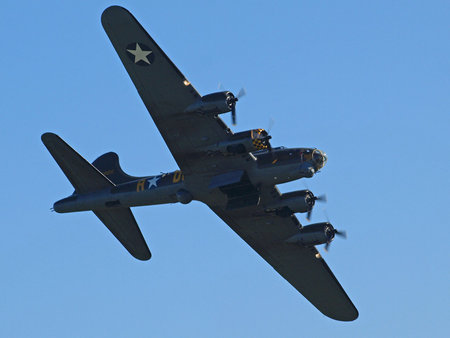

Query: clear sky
[[1, 1, 449, 337]]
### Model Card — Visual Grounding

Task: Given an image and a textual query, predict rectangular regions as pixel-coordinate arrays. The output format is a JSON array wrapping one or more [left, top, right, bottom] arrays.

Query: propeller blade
[[232, 107, 236, 125], [306, 210, 312, 221], [315, 194, 327, 202], [335, 229, 347, 239], [324, 242, 330, 252], [237, 87, 246, 99], [268, 117, 275, 133]]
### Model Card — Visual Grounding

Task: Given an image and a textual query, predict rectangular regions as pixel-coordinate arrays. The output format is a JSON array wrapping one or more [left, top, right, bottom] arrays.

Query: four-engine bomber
[[42, 6, 358, 322]]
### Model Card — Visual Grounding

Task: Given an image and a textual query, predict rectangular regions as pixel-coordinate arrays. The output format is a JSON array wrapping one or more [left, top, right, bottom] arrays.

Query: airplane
[[41, 6, 358, 321]]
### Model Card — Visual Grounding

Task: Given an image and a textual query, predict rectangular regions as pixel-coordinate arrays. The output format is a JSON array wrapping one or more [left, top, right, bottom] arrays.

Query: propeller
[[305, 193, 327, 221], [236, 87, 246, 99], [324, 229, 346, 252], [268, 117, 275, 134], [228, 88, 246, 125], [231, 106, 237, 125], [323, 211, 347, 252], [260, 118, 275, 151], [217, 82, 246, 99], [233, 88, 246, 125], [335, 229, 347, 238], [218, 83, 247, 125]]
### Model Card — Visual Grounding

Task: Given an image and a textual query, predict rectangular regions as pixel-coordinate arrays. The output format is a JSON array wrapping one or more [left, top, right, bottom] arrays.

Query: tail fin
[[92, 152, 144, 184], [41, 132, 151, 261]]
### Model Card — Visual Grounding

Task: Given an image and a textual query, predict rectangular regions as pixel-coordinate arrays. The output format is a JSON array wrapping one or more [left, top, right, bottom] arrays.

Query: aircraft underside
[[41, 5, 358, 322]]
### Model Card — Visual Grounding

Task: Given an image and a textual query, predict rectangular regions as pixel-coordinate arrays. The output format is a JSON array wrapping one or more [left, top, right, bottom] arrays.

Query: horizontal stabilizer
[[94, 208, 151, 261], [41, 133, 113, 194]]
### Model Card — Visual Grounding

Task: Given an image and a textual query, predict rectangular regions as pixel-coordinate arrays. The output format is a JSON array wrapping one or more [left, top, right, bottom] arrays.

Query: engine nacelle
[[286, 222, 335, 246], [265, 190, 315, 216], [184, 91, 235, 115], [204, 128, 271, 155]]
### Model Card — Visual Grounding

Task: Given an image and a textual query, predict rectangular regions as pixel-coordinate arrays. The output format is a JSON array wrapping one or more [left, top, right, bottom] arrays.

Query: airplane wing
[[102, 6, 357, 320], [209, 189, 358, 321], [101, 6, 231, 173]]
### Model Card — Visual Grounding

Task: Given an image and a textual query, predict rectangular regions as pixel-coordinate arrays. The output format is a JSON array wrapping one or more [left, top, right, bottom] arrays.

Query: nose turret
[[313, 149, 327, 170]]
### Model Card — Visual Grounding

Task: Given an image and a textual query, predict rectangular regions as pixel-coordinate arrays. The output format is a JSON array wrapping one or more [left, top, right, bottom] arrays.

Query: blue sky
[[1, 1, 449, 337]]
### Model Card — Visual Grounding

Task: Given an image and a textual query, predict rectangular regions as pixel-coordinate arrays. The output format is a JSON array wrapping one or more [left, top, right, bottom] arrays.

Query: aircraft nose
[[313, 149, 327, 169]]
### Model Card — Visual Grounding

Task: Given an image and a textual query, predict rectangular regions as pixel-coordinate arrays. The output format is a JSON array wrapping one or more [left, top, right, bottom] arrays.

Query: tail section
[[92, 152, 144, 184], [41, 132, 151, 261]]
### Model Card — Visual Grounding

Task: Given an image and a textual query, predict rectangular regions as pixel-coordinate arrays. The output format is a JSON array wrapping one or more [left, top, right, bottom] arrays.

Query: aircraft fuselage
[[53, 147, 326, 213]]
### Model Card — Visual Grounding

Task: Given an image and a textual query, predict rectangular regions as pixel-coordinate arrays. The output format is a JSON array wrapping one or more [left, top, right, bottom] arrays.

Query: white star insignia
[[127, 43, 153, 64], [147, 176, 160, 189]]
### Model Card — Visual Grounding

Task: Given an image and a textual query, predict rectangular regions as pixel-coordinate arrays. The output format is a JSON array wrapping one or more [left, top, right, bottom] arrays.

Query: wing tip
[[101, 5, 133, 27], [132, 248, 152, 261], [41, 132, 65, 152], [322, 305, 359, 321], [41, 132, 57, 143]]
